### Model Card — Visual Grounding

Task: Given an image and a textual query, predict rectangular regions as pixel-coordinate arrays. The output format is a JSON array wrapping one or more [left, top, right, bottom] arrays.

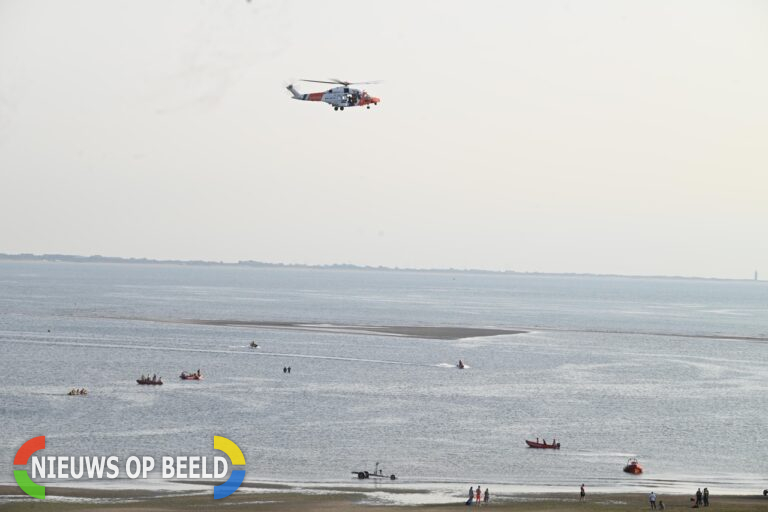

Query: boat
[[250, 341, 259, 348], [137, 376, 163, 385], [180, 371, 203, 380], [623, 458, 643, 474], [457, 360, 465, 369], [525, 439, 560, 449]]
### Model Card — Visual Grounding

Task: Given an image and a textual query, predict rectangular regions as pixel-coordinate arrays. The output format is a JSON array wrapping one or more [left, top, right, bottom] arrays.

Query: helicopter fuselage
[[287, 84, 380, 111]]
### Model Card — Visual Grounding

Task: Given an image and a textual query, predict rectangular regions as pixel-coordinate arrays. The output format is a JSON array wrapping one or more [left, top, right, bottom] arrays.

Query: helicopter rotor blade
[[300, 79, 341, 85], [332, 78, 381, 86], [300, 78, 382, 87]]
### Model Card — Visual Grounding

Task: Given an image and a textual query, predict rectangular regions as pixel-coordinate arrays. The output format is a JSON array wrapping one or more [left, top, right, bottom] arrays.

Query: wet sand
[[1, 485, 766, 512], [91, 316, 768, 343], [98, 316, 526, 340]]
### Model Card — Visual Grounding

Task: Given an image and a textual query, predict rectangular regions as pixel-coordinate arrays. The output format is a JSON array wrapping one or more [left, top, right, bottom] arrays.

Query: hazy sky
[[1, 0, 766, 278]]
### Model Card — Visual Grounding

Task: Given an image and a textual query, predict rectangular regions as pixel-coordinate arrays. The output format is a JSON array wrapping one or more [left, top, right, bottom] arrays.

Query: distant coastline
[[0, 252, 758, 282]]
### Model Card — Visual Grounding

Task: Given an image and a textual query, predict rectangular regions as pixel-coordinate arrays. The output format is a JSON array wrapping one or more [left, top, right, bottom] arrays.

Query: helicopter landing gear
[[367, 106, 370, 109], [334, 107, 338, 111], [340, 106, 344, 111]]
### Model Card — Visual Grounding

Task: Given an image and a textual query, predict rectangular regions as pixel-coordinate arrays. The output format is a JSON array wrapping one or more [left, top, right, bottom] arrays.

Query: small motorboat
[[623, 458, 643, 474], [137, 376, 163, 385], [180, 370, 203, 380], [67, 388, 88, 396], [250, 341, 259, 348], [457, 360, 465, 369], [525, 439, 560, 449]]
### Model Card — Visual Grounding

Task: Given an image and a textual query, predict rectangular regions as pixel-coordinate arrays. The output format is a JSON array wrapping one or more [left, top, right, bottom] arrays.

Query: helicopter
[[286, 79, 381, 111]]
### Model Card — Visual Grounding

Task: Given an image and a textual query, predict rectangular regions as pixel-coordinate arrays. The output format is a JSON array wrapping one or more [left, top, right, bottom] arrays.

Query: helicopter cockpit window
[[344, 88, 349, 93]]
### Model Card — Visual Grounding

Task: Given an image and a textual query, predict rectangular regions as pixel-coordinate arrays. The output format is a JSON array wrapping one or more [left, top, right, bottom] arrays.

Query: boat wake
[[1, 337, 439, 368]]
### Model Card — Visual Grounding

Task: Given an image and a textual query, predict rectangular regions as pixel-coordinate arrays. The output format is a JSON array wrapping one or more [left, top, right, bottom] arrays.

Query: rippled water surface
[[1, 262, 767, 493]]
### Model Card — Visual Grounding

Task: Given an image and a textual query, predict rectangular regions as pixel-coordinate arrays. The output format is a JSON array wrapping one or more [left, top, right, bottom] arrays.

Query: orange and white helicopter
[[286, 79, 381, 111]]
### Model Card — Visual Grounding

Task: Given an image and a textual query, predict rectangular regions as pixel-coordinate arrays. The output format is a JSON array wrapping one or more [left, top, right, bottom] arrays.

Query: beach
[[1, 484, 767, 512]]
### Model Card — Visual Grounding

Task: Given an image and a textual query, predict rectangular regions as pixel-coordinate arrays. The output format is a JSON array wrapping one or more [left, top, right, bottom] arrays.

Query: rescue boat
[[623, 458, 643, 474], [525, 439, 560, 449]]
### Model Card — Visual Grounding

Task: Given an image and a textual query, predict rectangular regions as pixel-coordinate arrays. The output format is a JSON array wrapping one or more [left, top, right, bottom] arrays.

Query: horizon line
[[0, 252, 761, 283]]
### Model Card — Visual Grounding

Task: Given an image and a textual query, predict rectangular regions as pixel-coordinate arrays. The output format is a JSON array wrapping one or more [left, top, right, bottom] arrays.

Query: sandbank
[[98, 316, 526, 340]]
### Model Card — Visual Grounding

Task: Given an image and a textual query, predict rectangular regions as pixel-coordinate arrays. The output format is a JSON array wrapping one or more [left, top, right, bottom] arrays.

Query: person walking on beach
[[580, 483, 586, 501], [650, 491, 657, 510], [703, 488, 709, 506], [484, 488, 489, 504], [467, 486, 474, 505], [475, 486, 481, 506], [696, 488, 703, 507]]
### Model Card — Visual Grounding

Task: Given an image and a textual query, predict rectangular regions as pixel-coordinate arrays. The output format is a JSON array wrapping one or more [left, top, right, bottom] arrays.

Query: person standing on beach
[[650, 491, 657, 510], [580, 484, 586, 501], [475, 486, 481, 506], [703, 488, 709, 506], [696, 488, 703, 507], [484, 488, 489, 504], [468, 486, 474, 505]]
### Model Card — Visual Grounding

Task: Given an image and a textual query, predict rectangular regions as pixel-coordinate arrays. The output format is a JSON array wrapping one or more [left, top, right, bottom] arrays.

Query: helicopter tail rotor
[[286, 84, 303, 99]]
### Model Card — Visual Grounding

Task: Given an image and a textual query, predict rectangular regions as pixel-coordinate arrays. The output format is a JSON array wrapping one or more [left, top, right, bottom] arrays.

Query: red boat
[[180, 371, 203, 380], [525, 439, 560, 449], [623, 458, 643, 474]]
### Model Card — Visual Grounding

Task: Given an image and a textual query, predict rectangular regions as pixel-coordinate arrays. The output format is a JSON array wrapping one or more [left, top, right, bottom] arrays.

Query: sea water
[[1, 262, 767, 496]]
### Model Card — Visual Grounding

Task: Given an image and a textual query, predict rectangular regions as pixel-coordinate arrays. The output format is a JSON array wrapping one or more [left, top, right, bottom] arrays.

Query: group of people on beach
[[67, 388, 87, 395], [646, 487, 710, 510], [462, 483, 716, 508], [649, 491, 664, 510], [466, 485, 489, 506], [692, 487, 710, 508]]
